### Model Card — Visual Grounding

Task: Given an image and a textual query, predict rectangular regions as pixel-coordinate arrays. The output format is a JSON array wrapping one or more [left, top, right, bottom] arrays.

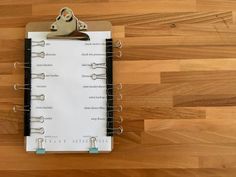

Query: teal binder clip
[[89, 137, 99, 154], [36, 138, 46, 154], [36, 148, 46, 154], [89, 147, 98, 153]]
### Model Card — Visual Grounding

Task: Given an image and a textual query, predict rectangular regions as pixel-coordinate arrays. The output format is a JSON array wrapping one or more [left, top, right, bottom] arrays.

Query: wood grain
[[1, 1, 236, 176]]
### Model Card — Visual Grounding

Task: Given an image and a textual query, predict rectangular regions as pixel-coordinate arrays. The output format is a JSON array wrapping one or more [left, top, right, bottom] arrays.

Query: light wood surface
[[1, 1, 236, 176]]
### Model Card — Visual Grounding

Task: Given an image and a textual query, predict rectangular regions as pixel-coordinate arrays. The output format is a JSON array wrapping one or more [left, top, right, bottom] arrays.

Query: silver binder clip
[[107, 126, 123, 135], [13, 105, 30, 112], [107, 83, 123, 90], [83, 73, 106, 80], [107, 51, 122, 58], [31, 116, 44, 123], [13, 84, 30, 90], [13, 62, 30, 69], [107, 40, 122, 48], [107, 83, 123, 93], [32, 40, 45, 47], [32, 94, 45, 101], [47, 7, 90, 41], [107, 93, 122, 101], [91, 73, 106, 80], [108, 105, 123, 112], [108, 116, 123, 124], [32, 52, 45, 58], [32, 73, 45, 80], [91, 63, 106, 69], [31, 127, 45, 134]]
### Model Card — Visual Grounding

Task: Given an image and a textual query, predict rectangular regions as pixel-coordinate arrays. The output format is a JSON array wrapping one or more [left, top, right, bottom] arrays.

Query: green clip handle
[[36, 148, 46, 154], [89, 147, 98, 154]]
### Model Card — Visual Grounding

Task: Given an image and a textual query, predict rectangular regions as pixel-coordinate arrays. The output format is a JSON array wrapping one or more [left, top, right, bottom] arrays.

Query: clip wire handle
[[106, 39, 114, 136], [24, 38, 32, 136]]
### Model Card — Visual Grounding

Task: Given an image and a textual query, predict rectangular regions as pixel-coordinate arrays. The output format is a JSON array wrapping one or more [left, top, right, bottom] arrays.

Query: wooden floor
[[1, 0, 236, 176]]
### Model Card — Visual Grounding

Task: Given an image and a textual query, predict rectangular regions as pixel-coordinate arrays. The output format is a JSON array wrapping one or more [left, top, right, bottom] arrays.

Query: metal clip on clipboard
[[47, 7, 90, 40]]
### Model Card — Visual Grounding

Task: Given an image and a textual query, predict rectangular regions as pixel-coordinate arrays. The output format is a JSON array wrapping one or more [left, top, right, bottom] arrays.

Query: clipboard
[[16, 7, 123, 154]]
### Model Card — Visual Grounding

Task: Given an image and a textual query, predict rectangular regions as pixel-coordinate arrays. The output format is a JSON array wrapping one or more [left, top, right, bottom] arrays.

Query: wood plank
[[206, 107, 236, 119], [121, 82, 236, 96], [0, 50, 23, 62], [0, 28, 24, 39], [114, 72, 161, 84], [197, 0, 236, 11], [0, 5, 31, 17], [32, 1, 197, 15], [145, 119, 236, 132], [199, 155, 236, 168], [144, 119, 236, 144], [0, 0, 96, 5], [0, 75, 23, 86], [126, 24, 236, 37], [122, 107, 206, 120], [121, 95, 173, 107], [0, 120, 18, 134], [121, 35, 236, 47], [114, 59, 236, 73], [120, 46, 236, 60], [173, 94, 236, 107], [0, 134, 23, 146], [0, 146, 199, 170], [161, 71, 236, 83], [0, 169, 235, 177]]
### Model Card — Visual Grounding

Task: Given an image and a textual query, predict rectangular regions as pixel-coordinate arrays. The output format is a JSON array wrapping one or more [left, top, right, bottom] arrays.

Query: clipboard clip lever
[[47, 7, 90, 40]]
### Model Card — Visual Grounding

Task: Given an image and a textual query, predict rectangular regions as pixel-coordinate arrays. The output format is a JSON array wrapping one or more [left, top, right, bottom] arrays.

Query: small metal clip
[[13, 62, 30, 69], [47, 7, 89, 41], [106, 40, 122, 48], [107, 94, 123, 101], [107, 92, 122, 99], [107, 51, 122, 58], [108, 116, 123, 124], [91, 62, 106, 69], [108, 105, 123, 113], [107, 86, 122, 92], [36, 138, 46, 154], [13, 84, 30, 90], [32, 94, 45, 101], [83, 73, 106, 80], [31, 116, 44, 123], [32, 52, 45, 58], [31, 127, 45, 134], [89, 137, 98, 153], [13, 105, 30, 112], [107, 83, 122, 90], [107, 83, 123, 100], [32, 40, 45, 47], [32, 73, 45, 79], [107, 126, 123, 135], [91, 74, 106, 80]]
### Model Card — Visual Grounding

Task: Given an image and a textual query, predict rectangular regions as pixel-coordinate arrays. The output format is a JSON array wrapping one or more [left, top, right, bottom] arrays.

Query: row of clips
[[35, 136, 104, 154], [14, 39, 122, 67], [106, 39, 123, 136], [12, 83, 123, 136], [13, 38, 123, 137]]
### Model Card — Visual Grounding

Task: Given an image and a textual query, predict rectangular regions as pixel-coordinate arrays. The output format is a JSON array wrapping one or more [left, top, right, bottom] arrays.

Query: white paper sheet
[[26, 31, 112, 152]]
